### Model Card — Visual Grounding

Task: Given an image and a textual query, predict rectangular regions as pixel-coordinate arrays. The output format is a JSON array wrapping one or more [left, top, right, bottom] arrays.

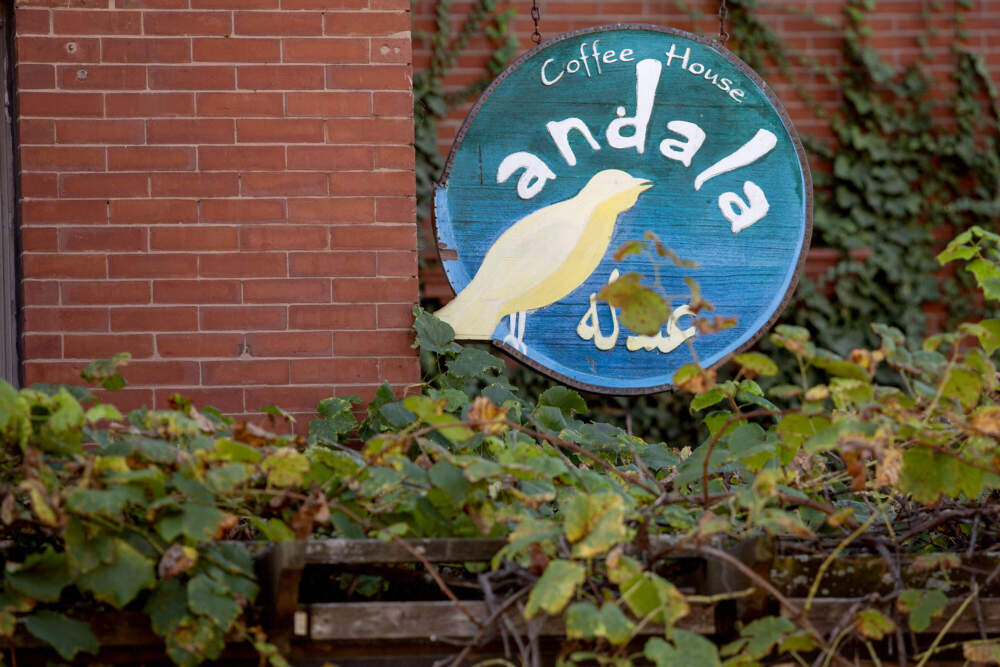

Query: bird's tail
[[434, 293, 503, 340]]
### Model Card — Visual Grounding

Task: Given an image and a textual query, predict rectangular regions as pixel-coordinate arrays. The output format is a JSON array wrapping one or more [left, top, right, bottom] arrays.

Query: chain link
[[530, 0, 541, 44], [718, 0, 730, 44]]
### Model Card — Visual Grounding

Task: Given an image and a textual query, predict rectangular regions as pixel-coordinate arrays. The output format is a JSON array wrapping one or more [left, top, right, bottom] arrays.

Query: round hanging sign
[[433, 24, 812, 394]]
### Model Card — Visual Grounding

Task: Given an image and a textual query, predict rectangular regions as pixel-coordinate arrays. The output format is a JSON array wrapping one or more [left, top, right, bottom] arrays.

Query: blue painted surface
[[434, 26, 810, 393]]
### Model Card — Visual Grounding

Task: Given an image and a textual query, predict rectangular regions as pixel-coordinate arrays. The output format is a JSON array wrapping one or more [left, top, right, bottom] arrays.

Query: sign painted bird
[[433, 24, 812, 394]]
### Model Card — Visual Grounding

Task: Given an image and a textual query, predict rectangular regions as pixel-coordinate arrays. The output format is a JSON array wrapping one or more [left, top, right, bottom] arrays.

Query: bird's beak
[[635, 180, 654, 193]]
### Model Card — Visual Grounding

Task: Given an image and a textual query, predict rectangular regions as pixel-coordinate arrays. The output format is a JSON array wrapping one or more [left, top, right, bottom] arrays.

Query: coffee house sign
[[433, 25, 812, 394]]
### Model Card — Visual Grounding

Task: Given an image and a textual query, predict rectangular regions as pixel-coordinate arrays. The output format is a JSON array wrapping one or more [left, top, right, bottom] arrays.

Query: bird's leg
[[502, 312, 529, 354], [516, 311, 527, 352]]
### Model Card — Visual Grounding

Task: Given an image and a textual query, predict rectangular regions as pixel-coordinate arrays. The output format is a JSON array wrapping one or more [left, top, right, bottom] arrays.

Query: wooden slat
[[307, 600, 715, 640], [786, 597, 1000, 634]]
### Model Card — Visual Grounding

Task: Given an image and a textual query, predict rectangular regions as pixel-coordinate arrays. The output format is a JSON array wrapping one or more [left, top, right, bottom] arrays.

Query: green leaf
[[620, 572, 689, 627], [898, 589, 947, 632], [262, 447, 310, 487], [211, 438, 262, 464], [856, 609, 895, 639], [690, 389, 725, 412], [727, 615, 795, 659], [166, 616, 225, 667], [6, 547, 71, 602], [85, 403, 124, 423], [598, 273, 670, 336], [599, 602, 634, 645], [146, 579, 189, 636], [310, 397, 359, 442], [971, 319, 1000, 355], [565, 602, 602, 640], [447, 346, 504, 379], [23, 611, 99, 660], [732, 353, 778, 377], [523, 559, 585, 619], [942, 367, 981, 411], [188, 574, 241, 631], [379, 401, 417, 428], [66, 485, 143, 517], [563, 491, 629, 559], [537, 386, 588, 416], [414, 306, 461, 354], [77, 538, 156, 609], [156, 504, 226, 542], [428, 461, 471, 507], [645, 630, 721, 666]]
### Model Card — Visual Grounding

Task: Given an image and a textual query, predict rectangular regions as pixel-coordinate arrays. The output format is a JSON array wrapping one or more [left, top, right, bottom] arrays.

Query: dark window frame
[[0, 3, 20, 387]]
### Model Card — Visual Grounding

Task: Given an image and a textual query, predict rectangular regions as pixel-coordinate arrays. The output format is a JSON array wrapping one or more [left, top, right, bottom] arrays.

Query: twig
[[804, 512, 878, 615]]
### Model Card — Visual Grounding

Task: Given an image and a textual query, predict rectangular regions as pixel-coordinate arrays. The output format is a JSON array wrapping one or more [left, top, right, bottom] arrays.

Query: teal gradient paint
[[433, 24, 812, 394]]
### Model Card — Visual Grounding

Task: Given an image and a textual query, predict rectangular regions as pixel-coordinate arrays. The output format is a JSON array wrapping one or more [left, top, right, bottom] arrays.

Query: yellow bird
[[436, 169, 653, 351]]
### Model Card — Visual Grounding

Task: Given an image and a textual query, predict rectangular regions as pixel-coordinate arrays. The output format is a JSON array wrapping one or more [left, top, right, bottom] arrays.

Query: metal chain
[[530, 0, 541, 44], [718, 0, 730, 44]]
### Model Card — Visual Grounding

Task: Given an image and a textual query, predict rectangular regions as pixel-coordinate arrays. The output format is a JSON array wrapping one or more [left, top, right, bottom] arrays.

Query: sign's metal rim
[[432, 23, 814, 396]]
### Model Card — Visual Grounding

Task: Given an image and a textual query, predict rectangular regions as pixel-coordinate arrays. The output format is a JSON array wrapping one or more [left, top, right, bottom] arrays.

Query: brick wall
[[14, 0, 419, 425]]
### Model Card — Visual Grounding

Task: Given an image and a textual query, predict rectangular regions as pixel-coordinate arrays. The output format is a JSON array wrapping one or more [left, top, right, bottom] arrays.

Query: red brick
[[239, 225, 326, 250], [291, 357, 377, 383], [64, 333, 154, 359], [200, 198, 285, 222], [23, 334, 62, 359], [196, 92, 284, 117], [120, 360, 200, 385], [150, 226, 239, 250], [289, 251, 376, 276], [286, 92, 370, 116], [21, 228, 58, 251], [61, 173, 148, 197], [19, 119, 55, 144], [200, 306, 287, 330], [330, 224, 413, 249], [283, 38, 368, 63], [23, 199, 107, 225], [380, 356, 420, 383], [237, 65, 324, 90], [154, 387, 244, 413], [236, 119, 323, 143], [110, 199, 198, 224], [199, 146, 285, 171], [15, 9, 51, 34], [22, 255, 105, 280], [377, 250, 416, 277], [144, 12, 232, 36], [108, 146, 195, 171], [17, 36, 101, 63], [108, 253, 198, 278], [194, 38, 281, 63], [58, 64, 145, 89], [56, 119, 145, 144], [18, 0, 108, 7], [374, 147, 414, 171], [17, 64, 55, 89], [326, 118, 412, 143], [331, 276, 415, 302], [334, 329, 412, 355], [282, 0, 367, 9], [377, 302, 414, 328], [106, 93, 195, 117], [372, 38, 410, 64], [375, 196, 415, 222], [111, 306, 198, 331], [326, 64, 410, 90], [21, 146, 105, 171], [192, 0, 276, 7], [287, 197, 373, 222], [24, 307, 110, 332], [89, 388, 153, 412], [22, 281, 61, 306], [241, 172, 328, 196], [151, 173, 239, 197], [373, 92, 411, 117], [244, 278, 329, 302], [235, 11, 323, 35], [158, 332, 245, 357], [21, 173, 58, 197], [148, 119, 234, 144], [329, 171, 413, 196], [148, 66, 235, 90], [53, 10, 141, 35], [59, 226, 146, 251], [19, 92, 104, 118], [199, 252, 286, 277], [246, 331, 331, 356], [61, 280, 149, 306], [288, 303, 375, 329], [242, 385, 333, 412], [287, 146, 371, 170], [324, 11, 410, 36], [153, 279, 241, 303], [101, 37, 191, 63], [118, 0, 188, 7]]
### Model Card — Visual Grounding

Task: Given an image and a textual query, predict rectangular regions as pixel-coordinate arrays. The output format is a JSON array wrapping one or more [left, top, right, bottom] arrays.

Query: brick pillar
[[15, 0, 419, 425]]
